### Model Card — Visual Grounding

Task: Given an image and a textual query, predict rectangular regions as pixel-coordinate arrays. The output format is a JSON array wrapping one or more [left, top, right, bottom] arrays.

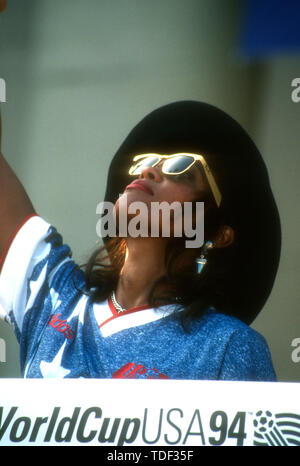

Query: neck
[[115, 236, 168, 310]]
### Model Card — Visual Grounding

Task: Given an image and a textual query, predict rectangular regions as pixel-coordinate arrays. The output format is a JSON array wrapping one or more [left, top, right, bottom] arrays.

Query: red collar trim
[[99, 296, 153, 329], [108, 295, 152, 317]]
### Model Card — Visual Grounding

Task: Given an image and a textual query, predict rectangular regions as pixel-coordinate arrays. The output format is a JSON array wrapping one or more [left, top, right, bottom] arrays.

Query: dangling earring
[[195, 241, 213, 274]]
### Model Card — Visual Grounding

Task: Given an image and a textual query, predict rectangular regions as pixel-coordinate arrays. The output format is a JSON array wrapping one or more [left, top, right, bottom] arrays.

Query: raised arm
[[0, 0, 6, 13], [0, 109, 36, 264]]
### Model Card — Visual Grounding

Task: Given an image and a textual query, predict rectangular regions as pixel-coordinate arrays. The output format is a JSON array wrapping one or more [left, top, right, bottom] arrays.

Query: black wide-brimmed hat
[[104, 101, 281, 324]]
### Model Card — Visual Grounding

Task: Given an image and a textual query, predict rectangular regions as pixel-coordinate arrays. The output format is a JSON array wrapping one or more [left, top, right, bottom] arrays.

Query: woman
[[0, 101, 281, 380]]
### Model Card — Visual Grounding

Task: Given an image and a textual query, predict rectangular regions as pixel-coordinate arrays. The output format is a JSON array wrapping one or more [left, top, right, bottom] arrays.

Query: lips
[[125, 179, 154, 196]]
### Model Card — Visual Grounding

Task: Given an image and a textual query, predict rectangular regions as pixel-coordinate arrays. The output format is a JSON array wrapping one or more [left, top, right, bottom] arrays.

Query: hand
[[0, 0, 7, 13]]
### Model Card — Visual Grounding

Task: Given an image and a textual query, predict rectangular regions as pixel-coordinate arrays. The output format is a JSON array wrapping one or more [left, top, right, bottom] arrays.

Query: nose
[[139, 164, 163, 182]]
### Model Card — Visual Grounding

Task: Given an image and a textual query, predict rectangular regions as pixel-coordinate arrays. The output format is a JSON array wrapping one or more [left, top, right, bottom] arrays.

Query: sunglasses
[[128, 152, 222, 207]]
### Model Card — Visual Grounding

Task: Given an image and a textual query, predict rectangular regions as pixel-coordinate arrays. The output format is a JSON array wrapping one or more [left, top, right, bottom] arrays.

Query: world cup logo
[[253, 410, 300, 446]]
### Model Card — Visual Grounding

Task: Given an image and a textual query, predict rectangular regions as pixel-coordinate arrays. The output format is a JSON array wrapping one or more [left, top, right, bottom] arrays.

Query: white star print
[[40, 341, 71, 378], [49, 287, 61, 311]]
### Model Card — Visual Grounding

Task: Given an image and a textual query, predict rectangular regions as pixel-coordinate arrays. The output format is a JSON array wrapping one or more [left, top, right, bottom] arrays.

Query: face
[[114, 159, 208, 239]]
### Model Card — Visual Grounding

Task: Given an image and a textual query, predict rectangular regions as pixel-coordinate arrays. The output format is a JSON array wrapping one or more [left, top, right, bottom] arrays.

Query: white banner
[[0, 379, 299, 447]]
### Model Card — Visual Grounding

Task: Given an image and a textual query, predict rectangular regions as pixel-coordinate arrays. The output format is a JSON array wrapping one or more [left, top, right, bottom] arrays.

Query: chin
[[114, 193, 150, 226]]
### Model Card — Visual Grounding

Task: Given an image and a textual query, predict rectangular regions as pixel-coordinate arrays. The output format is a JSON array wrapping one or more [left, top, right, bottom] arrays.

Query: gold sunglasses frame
[[129, 153, 222, 207]]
